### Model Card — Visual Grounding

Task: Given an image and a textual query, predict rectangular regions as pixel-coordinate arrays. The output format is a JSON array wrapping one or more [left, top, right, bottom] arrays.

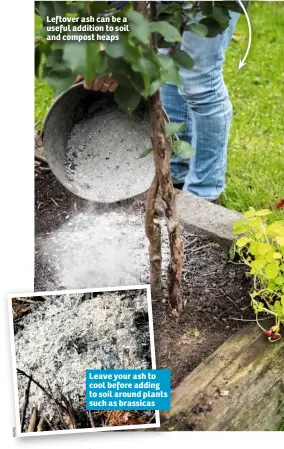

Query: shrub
[[233, 208, 284, 341]]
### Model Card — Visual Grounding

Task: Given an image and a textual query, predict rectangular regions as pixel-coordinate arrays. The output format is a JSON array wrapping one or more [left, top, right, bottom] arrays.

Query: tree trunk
[[135, 0, 184, 312], [145, 173, 162, 299], [133, 1, 148, 15], [148, 92, 184, 313]]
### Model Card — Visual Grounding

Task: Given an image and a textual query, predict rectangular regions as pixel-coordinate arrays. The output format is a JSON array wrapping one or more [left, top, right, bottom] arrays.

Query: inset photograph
[[9, 286, 158, 436]]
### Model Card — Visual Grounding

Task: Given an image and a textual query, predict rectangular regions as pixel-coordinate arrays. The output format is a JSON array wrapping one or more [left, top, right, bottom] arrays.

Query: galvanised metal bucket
[[42, 82, 156, 203]]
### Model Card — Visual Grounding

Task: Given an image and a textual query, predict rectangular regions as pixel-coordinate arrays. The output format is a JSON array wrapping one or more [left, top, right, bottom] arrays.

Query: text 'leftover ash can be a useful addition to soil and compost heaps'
[[42, 82, 157, 203]]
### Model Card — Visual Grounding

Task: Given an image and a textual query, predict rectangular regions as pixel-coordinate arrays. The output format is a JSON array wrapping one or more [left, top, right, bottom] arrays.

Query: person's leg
[[160, 82, 191, 186], [178, 11, 240, 200]]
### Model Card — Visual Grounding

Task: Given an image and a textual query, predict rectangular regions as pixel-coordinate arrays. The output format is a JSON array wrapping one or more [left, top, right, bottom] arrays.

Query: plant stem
[[148, 91, 184, 312], [145, 173, 162, 298]]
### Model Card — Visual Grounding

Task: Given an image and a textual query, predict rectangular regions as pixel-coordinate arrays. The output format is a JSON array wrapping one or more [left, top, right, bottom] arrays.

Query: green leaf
[[257, 243, 273, 255], [35, 46, 41, 77], [132, 56, 160, 78], [255, 209, 272, 216], [148, 80, 162, 96], [222, 1, 249, 14], [85, 41, 101, 84], [165, 122, 186, 137], [159, 55, 182, 87], [172, 49, 194, 69], [250, 259, 266, 272], [276, 236, 284, 246], [149, 21, 182, 43], [114, 85, 141, 115], [171, 140, 195, 159], [233, 219, 250, 234], [265, 263, 279, 280], [275, 276, 284, 286], [200, 1, 213, 16], [138, 148, 152, 159], [104, 41, 125, 59], [45, 66, 74, 96], [109, 59, 145, 95], [157, 2, 182, 15], [199, 17, 225, 38], [268, 280, 276, 290], [123, 42, 141, 62], [212, 6, 230, 25], [126, 10, 150, 45], [243, 209, 256, 218], [45, 49, 63, 68], [256, 302, 264, 312], [273, 252, 282, 260], [183, 8, 197, 21], [236, 236, 251, 248], [267, 221, 284, 236], [89, 1, 111, 15], [96, 52, 109, 77], [229, 242, 236, 261], [38, 1, 55, 24], [63, 42, 86, 74], [186, 22, 208, 37], [274, 300, 281, 311], [53, 1, 68, 17]]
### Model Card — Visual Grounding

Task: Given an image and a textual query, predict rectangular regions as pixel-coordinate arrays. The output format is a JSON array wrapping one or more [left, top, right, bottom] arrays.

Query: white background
[[0, 0, 283, 447]]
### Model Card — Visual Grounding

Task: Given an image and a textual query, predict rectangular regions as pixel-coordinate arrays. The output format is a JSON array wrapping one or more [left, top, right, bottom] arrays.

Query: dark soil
[[35, 171, 253, 389]]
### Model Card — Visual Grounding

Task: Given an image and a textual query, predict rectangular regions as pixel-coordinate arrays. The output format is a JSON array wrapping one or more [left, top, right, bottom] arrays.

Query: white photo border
[[8, 284, 160, 437]]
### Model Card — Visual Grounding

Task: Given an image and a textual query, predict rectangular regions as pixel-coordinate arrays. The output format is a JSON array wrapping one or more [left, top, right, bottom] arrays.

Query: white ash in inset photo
[[10, 288, 156, 435]]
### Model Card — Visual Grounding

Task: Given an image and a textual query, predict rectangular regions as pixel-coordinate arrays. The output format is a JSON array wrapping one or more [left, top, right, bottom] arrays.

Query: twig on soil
[[87, 411, 95, 428], [46, 380, 68, 429], [229, 316, 271, 322], [37, 415, 47, 432], [27, 407, 38, 432], [50, 197, 59, 207], [17, 369, 69, 421], [39, 166, 51, 172], [188, 243, 215, 254], [60, 392, 77, 429], [14, 298, 39, 305], [183, 237, 199, 249], [21, 376, 32, 432], [148, 412, 156, 424], [43, 415, 56, 431], [219, 288, 239, 306], [35, 155, 48, 165]]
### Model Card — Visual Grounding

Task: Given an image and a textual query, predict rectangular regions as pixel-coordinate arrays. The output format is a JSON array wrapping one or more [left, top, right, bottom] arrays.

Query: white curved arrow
[[237, 0, 252, 70]]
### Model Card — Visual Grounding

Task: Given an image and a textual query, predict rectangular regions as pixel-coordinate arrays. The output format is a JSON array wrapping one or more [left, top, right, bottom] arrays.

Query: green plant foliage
[[35, 1, 245, 108], [164, 121, 186, 137], [138, 148, 152, 158], [171, 140, 195, 159], [233, 208, 284, 335]]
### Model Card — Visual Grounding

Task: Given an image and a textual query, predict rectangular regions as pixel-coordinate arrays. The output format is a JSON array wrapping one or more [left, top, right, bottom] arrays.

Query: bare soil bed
[[35, 171, 253, 388]]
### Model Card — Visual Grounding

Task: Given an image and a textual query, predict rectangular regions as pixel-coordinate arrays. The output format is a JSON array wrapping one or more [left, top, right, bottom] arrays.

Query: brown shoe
[[209, 197, 221, 205], [173, 183, 184, 191]]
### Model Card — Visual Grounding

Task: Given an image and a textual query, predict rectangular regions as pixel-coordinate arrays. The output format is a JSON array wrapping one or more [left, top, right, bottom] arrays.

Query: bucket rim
[[42, 82, 173, 138]]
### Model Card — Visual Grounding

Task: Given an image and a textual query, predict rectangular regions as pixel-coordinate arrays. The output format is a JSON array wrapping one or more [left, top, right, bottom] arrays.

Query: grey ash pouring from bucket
[[42, 82, 155, 203]]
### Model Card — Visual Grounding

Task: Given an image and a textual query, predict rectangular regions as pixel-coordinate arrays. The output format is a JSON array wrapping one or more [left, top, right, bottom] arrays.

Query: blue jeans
[[161, 12, 240, 200]]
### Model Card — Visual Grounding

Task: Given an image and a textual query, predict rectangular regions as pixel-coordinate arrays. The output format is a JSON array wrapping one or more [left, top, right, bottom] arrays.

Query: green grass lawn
[[34, 2, 284, 219], [223, 1, 284, 220]]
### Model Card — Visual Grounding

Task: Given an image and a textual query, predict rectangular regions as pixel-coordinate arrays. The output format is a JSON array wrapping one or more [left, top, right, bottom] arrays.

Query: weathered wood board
[[161, 324, 284, 431]]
